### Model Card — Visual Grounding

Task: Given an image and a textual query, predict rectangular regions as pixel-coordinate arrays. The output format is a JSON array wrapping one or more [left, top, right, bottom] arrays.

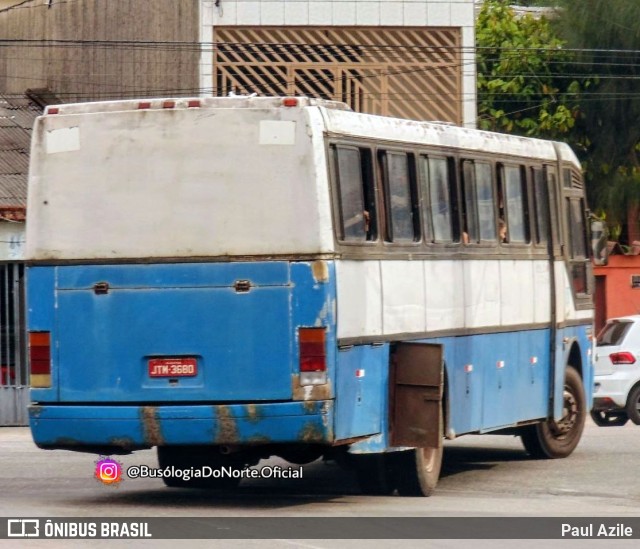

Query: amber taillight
[[299, 327, 327, 386], [29, 331, 51, 388]]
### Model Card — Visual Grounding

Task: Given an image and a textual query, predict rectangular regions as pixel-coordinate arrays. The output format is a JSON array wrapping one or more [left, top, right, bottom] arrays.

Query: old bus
[[26, 96, 595, 495]]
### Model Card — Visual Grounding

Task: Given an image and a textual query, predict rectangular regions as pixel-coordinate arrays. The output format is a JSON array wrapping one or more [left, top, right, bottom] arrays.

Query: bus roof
[[318, 107, 578, 166], [40, 95, 579, 167], [41, 96, 350, 116]]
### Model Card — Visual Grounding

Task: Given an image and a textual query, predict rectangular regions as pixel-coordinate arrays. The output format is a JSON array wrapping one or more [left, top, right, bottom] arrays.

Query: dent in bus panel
[[335, 260, 382, 339], [533, 261, 551, 323], [463, 260, 500, 329], [334, 344, 387, 441], [440, 336, 483, 435], [424, 261, 464, 332], [499, 260, 535, 326], [381, 260, 426, 335], [259, 120, 296, 145], [26, 266, 56, 329]]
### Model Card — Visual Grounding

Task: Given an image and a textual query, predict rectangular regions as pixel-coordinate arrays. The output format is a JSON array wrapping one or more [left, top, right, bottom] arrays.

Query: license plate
[[148, 357, 197, 378]]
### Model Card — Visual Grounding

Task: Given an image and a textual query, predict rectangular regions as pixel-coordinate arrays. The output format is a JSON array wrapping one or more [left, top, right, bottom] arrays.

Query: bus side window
[[475, 162, 497, 242], [461, 160, 479, 243], [566, 197, 589, 294], [380, 151, 420, 243], [547, 169, 561, 249], [499, 164, 530, 244], [332, 145, 377, 242], [532, 167, 550, 245], [461, 160, 496, 244], [420, 155, 455, 243]]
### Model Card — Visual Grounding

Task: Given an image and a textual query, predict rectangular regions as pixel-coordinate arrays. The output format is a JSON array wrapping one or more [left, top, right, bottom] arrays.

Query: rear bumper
[[593, 372, 639, 409], [29, 401, 333, 453]]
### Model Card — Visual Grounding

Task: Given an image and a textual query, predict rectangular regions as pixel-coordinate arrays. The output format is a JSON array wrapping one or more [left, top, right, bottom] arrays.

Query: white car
[[592, 315, 640, 426]]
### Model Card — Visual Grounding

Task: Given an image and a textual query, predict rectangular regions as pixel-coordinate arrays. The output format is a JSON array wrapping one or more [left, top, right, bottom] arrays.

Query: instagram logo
[[95, 456, 123, 485]]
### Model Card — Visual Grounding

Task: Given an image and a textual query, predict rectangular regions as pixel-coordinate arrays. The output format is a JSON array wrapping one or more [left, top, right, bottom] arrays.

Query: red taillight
[[29, 332, 51, 388], [47, 107, 59, 115], [610, 352, 636, 365], [162, 100, 176, 109], [138, 101, 151, 109], [282, 98, 298, 107], [187, 100, 201, 108], [299, 328, 326, 372]]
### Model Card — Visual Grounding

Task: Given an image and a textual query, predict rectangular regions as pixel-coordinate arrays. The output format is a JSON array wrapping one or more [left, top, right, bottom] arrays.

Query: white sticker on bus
[[259, 120, 296, 145], [46, 127, 80, 154]]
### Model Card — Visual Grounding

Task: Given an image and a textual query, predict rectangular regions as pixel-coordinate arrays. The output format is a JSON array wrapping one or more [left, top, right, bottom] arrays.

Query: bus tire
[[351, 453, 397, 495], [520, 366, 586, 459], [590, 410, 628, 427], [395, 406, 444, 497], [626, 385, 640, 425], [157, 445, 242, 489], [394, 443, 443, 497]]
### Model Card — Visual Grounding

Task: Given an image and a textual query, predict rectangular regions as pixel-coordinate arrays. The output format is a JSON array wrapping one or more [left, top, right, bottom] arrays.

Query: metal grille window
[[213, 27, 462, 124], [0, 263, 28, 426]]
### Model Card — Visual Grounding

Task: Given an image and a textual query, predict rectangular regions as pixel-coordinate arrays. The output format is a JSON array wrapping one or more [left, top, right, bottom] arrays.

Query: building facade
[[594, 252, 640, 333], [200, 0, 477, 125]]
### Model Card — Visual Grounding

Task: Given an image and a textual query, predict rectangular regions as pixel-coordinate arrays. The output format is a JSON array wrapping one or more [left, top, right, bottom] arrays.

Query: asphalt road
[[0, 419, 638, 548]]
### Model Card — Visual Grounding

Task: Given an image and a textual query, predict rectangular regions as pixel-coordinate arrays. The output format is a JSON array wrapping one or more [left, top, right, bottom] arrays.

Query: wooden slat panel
[[213, 26, 462, 124]]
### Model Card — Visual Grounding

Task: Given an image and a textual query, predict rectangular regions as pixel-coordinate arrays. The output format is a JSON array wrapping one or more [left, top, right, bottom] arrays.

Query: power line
[[1, 37, 640, 59]]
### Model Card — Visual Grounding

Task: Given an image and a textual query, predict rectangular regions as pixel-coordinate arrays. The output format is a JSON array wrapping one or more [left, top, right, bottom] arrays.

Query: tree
[[476, 0, 582, 139], [553, 0, 640, 243]]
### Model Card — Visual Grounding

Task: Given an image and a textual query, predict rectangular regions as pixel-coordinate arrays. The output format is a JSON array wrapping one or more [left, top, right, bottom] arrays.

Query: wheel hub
[[550, 387, 578, 436]]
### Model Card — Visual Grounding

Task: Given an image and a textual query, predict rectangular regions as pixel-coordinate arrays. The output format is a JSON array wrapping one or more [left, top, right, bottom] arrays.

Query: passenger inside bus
[[499, 218, 507, 243]]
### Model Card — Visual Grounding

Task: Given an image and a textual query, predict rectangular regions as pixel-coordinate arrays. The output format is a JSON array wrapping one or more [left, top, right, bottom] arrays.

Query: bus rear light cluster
[[138, 100, 200, 110], [299, 327, 327, 386], [29, 331, 52, 388]]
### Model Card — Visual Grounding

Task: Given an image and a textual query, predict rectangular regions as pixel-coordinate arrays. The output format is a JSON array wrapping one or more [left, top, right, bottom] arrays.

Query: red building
[[594, 245, 640, 333]]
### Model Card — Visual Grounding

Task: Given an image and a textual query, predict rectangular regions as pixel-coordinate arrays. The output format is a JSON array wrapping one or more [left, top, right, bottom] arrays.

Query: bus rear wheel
[[351, 453, 397, 495], [157, 445, 242, 489], [520, 366, 586, 459], [395, 443, 443, 497]]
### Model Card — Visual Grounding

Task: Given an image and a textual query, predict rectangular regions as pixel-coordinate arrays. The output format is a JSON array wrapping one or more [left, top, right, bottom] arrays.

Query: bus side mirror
[[591, 220, 609, 266]]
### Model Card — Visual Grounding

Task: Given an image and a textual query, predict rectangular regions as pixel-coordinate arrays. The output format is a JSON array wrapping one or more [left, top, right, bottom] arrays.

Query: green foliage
[[476, 0, 583, 138], [477, 0, 640, 241], [553, 0, 640, 237]]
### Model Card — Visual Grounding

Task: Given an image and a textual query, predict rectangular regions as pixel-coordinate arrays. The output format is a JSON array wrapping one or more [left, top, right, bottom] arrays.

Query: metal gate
[[213, 26, 462, 124], [0, 262, 28, 426]]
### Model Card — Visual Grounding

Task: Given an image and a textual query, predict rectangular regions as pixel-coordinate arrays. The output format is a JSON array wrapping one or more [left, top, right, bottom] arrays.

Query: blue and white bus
[[26, 96, 598, 496]]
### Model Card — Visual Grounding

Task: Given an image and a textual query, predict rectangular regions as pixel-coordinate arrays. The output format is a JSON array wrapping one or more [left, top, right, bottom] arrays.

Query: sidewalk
[[0, 426, 33, 441]]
